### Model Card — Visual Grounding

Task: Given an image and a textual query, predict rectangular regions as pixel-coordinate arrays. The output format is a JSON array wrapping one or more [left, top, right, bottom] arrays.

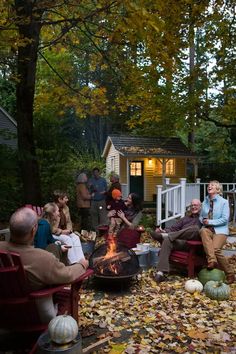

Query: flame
[[104, 235, 117, 259], [96, 235, 121, 275]]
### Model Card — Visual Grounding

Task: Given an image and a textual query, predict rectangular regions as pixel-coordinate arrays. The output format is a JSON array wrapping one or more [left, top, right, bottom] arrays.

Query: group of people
[[0, 178, 234, 324], [76, 167, 143, 244], [151, 180, 235, 285]]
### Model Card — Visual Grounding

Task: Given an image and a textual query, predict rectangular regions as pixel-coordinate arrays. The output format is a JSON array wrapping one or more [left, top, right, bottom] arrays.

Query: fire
[[103, 235, 117, 259]]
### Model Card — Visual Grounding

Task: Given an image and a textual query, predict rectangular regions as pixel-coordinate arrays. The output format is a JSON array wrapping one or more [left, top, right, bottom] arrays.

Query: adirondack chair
[[25, 204, 43, 217], [0, 249, 93, 351], [169, 240, 206, 278]]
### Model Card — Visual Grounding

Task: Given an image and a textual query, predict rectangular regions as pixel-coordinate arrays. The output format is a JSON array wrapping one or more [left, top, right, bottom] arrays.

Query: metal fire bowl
[[93, 268, 141, 281]]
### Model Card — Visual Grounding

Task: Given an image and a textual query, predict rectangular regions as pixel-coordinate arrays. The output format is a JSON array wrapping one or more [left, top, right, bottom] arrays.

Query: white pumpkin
[[48, 315, 78, 344], [185, 279, 203, 294]]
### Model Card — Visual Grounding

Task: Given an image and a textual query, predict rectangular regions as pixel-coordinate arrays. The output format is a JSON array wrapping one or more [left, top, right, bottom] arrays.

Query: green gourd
[[48, 315, 78, 344], [198, 268, 226, 285], [204, 280, 230, 301]]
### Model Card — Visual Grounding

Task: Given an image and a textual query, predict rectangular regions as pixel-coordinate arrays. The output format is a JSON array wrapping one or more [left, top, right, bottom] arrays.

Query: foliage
[[79, 259, 236, 353], [0, 0, 235, 203], [0, 145, 22, 221]]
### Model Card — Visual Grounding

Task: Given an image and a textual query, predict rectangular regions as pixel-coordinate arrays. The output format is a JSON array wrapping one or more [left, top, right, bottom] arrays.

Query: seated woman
[[200, 180, 234, 284], [34, 204, 69, 265], [114, 193, 143, 248], [45, 199, 85, 265]]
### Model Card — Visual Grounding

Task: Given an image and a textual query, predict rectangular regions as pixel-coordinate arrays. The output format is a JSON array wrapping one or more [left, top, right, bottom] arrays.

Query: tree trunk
[[15, 0, 43, 204]]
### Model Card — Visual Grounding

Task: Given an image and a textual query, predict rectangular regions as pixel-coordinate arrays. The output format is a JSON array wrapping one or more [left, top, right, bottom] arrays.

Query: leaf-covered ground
[[80, 256, 236, 354]]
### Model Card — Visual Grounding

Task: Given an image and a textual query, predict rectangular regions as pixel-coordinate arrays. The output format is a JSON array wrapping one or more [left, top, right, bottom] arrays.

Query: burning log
[[93, 251, 131, 267]]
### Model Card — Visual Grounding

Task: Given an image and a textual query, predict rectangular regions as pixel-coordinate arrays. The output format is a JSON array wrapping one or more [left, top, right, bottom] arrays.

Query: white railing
[[157, 180, 236, 226], [156, 178, 186, 226]]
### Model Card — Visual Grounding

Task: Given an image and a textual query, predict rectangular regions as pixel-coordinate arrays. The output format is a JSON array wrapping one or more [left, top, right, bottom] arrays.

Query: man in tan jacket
[[0, 207, 88, 321]]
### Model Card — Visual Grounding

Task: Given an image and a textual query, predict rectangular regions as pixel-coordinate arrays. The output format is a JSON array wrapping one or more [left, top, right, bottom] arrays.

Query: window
[[154, 159, 175, 176], [166, 159, 175, 175], [130, 162, 142, 176], [110, 156, 115, 171]]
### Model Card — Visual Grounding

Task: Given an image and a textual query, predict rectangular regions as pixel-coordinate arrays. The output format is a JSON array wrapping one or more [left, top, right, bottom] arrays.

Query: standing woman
[[200, 180, 234, 284], [76, 172, 93, 231], [116, 193, 143, 248]]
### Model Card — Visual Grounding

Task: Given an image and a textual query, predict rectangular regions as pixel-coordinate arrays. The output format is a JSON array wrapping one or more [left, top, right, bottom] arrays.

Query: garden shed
[[102, 135, 197, 202]]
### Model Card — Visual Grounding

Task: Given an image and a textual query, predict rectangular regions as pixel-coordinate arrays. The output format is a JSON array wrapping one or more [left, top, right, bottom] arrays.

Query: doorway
[[129, 161, 144, 200]]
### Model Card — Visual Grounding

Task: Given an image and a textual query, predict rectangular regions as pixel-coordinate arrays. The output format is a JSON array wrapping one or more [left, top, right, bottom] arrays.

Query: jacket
[[0, 241, 86, 291], [76, 183, 91, 209], [200, 194, 229, 235]]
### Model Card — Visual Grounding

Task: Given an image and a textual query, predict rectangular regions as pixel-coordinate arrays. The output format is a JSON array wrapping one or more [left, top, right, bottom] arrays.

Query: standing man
[[150, 199, 202, 283], [88, 167, 108, 231]]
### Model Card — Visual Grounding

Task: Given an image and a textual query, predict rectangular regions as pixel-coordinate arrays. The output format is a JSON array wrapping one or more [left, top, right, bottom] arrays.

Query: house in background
[[102, 135, 198, 202], [0, 106, 17, 149]]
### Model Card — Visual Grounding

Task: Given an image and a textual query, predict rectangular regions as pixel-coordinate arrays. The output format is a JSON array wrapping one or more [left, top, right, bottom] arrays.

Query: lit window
[[155, 159, 175, 176], [166, 159, 175, 175], [130, 162, 142, 176]]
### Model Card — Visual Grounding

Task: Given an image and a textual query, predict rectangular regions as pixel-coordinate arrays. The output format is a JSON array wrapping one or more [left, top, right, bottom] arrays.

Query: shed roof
[[0, 106, 17, 148], [102, 135, 197, 158]]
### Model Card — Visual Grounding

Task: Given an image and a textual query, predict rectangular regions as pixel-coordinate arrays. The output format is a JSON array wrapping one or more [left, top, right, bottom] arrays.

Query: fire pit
[[89, 236, 140, 282]]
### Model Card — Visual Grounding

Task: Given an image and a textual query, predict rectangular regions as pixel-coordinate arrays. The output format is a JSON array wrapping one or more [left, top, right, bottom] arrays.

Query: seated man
[[150, 199, 201, 283], [0, 207, 88, 321]]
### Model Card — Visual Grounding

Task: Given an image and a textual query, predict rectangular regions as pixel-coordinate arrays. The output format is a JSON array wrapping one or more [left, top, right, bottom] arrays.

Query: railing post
[[196, 178, 201, 184], [165, 177, 170, 185], [157, 185, 163, 226], [180, 178, 186, 217]]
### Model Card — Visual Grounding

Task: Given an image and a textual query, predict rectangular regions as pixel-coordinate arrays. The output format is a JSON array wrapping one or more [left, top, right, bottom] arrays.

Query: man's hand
[[79, 258, 89, 269]]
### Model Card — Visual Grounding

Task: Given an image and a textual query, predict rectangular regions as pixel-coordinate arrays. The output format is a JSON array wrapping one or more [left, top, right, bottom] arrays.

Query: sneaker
[[154, 272, 168, 283]]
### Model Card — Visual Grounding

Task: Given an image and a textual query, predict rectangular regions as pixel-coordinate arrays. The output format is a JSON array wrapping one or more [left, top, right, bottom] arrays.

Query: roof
[[102, 135, 197, 158], [0, 106, 17, 148]]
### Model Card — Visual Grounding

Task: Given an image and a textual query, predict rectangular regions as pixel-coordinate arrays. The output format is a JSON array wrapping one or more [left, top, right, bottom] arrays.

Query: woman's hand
[[62, 229, 72, 235], [117, 210, 125, 220], [203, 218, 209, 225], [61, 245, 71, 252], [107, 210, 116, 218]]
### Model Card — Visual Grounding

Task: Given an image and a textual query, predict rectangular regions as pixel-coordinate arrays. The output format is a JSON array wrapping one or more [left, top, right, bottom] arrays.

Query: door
[[129, 161, 144, 200]]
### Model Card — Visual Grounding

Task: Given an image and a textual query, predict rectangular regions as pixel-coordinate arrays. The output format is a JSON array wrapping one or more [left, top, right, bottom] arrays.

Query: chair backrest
[[0, 249, 47, 332], [0, 249, 30, 300], [24, 204, 43, 217]]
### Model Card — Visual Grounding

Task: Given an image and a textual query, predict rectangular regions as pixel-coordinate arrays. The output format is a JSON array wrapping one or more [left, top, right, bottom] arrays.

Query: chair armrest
[[70, 268, 93, 285], [29, 284, 67, 298], [186, 240, 203, 247]]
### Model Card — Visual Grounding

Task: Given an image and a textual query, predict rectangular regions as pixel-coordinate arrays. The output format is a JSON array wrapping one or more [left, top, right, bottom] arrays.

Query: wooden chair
[[24, 204, 43, 217], [0, 249, 93, 351], [169, 240, 206, 278]]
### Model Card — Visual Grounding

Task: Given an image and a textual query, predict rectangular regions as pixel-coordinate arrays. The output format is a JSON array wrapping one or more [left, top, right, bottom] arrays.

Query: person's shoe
[[226, 274, 235, 284], [154, 272, 168, 283], [150, 231, 163, 242], [207, 261, 217, 270]]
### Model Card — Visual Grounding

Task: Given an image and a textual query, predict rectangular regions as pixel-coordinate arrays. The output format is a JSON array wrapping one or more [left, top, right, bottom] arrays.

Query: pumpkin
[[198, 268, 226, 285], [204, 280, 230, 301], [48, 315, 78, 344], [185, 279, 203, 294]]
